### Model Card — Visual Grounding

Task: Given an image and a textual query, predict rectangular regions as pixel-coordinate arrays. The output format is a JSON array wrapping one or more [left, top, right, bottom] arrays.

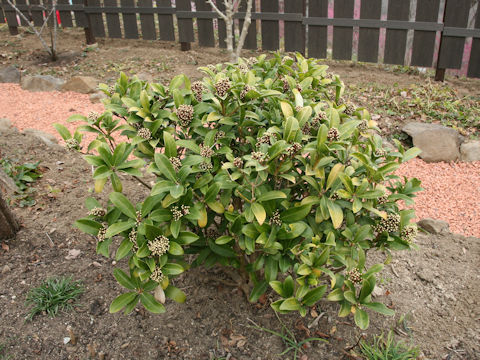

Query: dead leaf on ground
[[1, 242, 9, 251]]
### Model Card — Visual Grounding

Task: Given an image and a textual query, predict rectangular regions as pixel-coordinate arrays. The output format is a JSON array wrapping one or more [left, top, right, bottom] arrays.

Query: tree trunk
[[0, 193, 19, 240]]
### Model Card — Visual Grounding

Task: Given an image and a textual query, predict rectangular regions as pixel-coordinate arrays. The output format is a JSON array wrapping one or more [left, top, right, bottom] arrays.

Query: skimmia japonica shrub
[[58, 53, 422, 329]]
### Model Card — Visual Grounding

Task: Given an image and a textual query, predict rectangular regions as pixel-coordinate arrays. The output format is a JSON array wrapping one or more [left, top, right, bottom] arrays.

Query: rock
[[23, 128, 59, 147], [2, 265, 11, 273], [89, 91, 107, 103], [0, 66, 21, 83], [402, 122, 460, 162], [21, 75, 65, 92], [0, 118, 17, 133], [62, 76, 99, 94], [371, 286, 384, 298], [0, 168, 19, 195], [460, 141, 480, 162], [418, 218, 450, 234]]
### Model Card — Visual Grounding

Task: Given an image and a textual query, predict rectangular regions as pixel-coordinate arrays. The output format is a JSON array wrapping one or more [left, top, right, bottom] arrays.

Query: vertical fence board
[[467, 4, 480, 78], [29, 0, 46, 26], [138, 0, 156, 40], [333, 0, 354, 60], [104, 0, 122, 38], [58, 0, 74, 27], [87, 0, 105, 37], [195, 0, 214, 47], [217, 0, 227, 48], [14, 0, 28, 26], [284, 0, 304, 53], [176, 0, 194, 43], [0, 4, 5, 23], [238, 0, 257, 50], [157, 0, 174, 41], [72, 0, 86, 27], [2, 0, 19, 30], [411, 0, 440, 67], [121, 0, 138, 39], [261, 0, 279, 50], [384, 0, 410, 65], [438, 0, 470, 69], [308, 0, 328, 58], [358, 0, 381, 63]]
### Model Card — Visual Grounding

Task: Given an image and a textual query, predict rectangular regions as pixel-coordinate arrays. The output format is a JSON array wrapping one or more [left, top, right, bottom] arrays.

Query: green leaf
[[279, 297, 301, 311], [343, 290, 357, 304], [208, 239, 236, 258], [215, 235, 233, 245], [363, 302, 395, 316], [326, 163, 344, 190], [249, 281, 268, 302], [109, 192, 137, 219], [113, 269, 137, 290], [116, 238, 134, 261], [354, 308, 369, 330], [164, 132, 177, 158], [402, 147, 422, 162], [140, 292, 166, 314], [327, 288, 344, 302], [164, 285, 186, 303], [53, 123, 72, 140], [109, 292, 138, 313], [162, 263, 184, 276], [251, 202, 266, 225], [281, 204, 312, 223], [154, 153, 177, 182], [302, 285, 327, 306], [66, 114, 88, 123], [327, 201, 344, 229], [105, 220, 134, 238], [204, 183, 220, 203], [257, 191, 287, 202], [74, 219, 102, 235], [176, 231, 199, 245], [168, 241, 184, 256], [269, 281, 286, 297]]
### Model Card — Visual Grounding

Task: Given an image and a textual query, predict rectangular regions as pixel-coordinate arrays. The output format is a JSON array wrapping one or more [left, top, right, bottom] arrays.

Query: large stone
[[418, 218, 450, 234], [0, 66, 21, 83], [0, 168, 19, 195], [23, 128, 60, 148], [0, 118, 17, 134], [62, 76, 99, 94], [21, 75, 65, 92], [460, 141, 480, 162], [89, 91, 107, 104], [402, 122, 460, 162]]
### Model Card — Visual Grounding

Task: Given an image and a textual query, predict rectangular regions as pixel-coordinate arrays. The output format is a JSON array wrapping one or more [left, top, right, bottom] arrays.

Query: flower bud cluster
[[358, 120, 368, 132], [401, 224, 418, 244], [150, 267, 165, 283], [281, 77, 289, 92], [233, 157, 243, 168], [345, 268, 362, 284], [238, 63, 249, 74], [251, 152, 269, 165], [199, 162, 213, 171], [148, 235, 170, 256], [170, 157, 182, 172], [286, 143, 302, 157], [88, 207, 106, 218], [269, 210, 282, 227], [377, 195, 388, 205], [207, 64, 217, 72], [108, 85, 116, 95], [256, 132, 272, 147], [215, 78, 231, 98], [374, 213, 401, 234], [191, 81, 204, 102], [215, 131, 225, 142], [327, 127, 340, 141], [171, 205, 190, 221], [135, 211, 142, 226], [129, 229, 138, 250], [175, 104, 194, 127], [88, 111, 99, 122], [247, 57, 258, 65], [330, 192, 339, 201], [375, 148, 386, 157], [344, 102, 356, 116], [200, 144, 214, 158], [205, 228, 219, 239], [97, 223, 108, 242], [240, 85, 252, 100], [137, 128, 152, 140], [65, 138, 80, 151]]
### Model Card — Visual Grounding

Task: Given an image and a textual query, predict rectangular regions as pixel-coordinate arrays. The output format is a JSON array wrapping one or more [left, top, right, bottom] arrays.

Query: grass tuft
[[25, 276, 84, 321], [359, 331, 419, 360]]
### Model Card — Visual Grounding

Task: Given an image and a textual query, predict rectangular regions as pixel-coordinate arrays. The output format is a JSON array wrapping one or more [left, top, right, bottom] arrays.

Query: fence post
[[435, 0, 448, 81], [83, 0, 96, 44]]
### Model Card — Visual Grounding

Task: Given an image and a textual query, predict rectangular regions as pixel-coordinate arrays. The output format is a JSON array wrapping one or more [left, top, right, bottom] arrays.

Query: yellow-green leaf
[[251, 202, 266, 225], [326, 163, 344, 190]]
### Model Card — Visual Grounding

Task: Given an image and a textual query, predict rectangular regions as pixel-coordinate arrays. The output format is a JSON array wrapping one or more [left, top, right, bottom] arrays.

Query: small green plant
[[359, 331, 419, 360], [0, 158, 43, 206], [60, 53, 422, 330], [25, 276, 84, 320], [247, 315, 326, 360]]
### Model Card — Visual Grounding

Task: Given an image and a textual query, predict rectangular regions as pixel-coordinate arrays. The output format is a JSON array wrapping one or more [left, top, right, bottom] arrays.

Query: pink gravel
[[1, 83, 479, 238]]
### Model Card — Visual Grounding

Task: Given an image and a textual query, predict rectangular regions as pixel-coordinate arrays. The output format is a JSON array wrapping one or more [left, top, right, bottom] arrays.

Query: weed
[[247, 314, 327, 360], [0, 158, 42, 206], [25, 276, 84, 321], [359, 331, 419, 360]]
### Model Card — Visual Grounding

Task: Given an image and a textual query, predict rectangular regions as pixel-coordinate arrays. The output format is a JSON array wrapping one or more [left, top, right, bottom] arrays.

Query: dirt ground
[[1, 26, 480, 360]]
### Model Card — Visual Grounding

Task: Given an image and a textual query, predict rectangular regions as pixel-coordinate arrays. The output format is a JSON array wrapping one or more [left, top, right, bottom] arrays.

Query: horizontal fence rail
[[1, 0, 479, 78]]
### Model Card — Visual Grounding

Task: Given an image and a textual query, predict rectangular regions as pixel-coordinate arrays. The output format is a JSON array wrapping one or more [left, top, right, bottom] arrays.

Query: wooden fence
[[1, 0, 479, 78]]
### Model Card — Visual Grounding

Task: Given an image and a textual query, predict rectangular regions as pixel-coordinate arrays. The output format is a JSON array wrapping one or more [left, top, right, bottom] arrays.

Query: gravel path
[[1, 83, 479, 237]]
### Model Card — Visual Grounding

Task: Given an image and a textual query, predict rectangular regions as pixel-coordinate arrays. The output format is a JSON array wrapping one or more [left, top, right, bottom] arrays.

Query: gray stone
[[0, 168, 18, 195], [0, 118, 17, 133], [21, 75, 65, 92], [460, 141, 480, 162], [402, 122, 460, 162], [89, 91, 107, 104], [62, 76, 99, 94], [418, 218, 450, 234], [0, 66, 21, 83], [23, 128, 59, 148]]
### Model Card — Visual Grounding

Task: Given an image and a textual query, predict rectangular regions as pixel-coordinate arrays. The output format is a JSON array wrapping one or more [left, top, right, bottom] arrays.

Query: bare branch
[[206, 0, 227, 20], [235, 0, 253, 59]]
